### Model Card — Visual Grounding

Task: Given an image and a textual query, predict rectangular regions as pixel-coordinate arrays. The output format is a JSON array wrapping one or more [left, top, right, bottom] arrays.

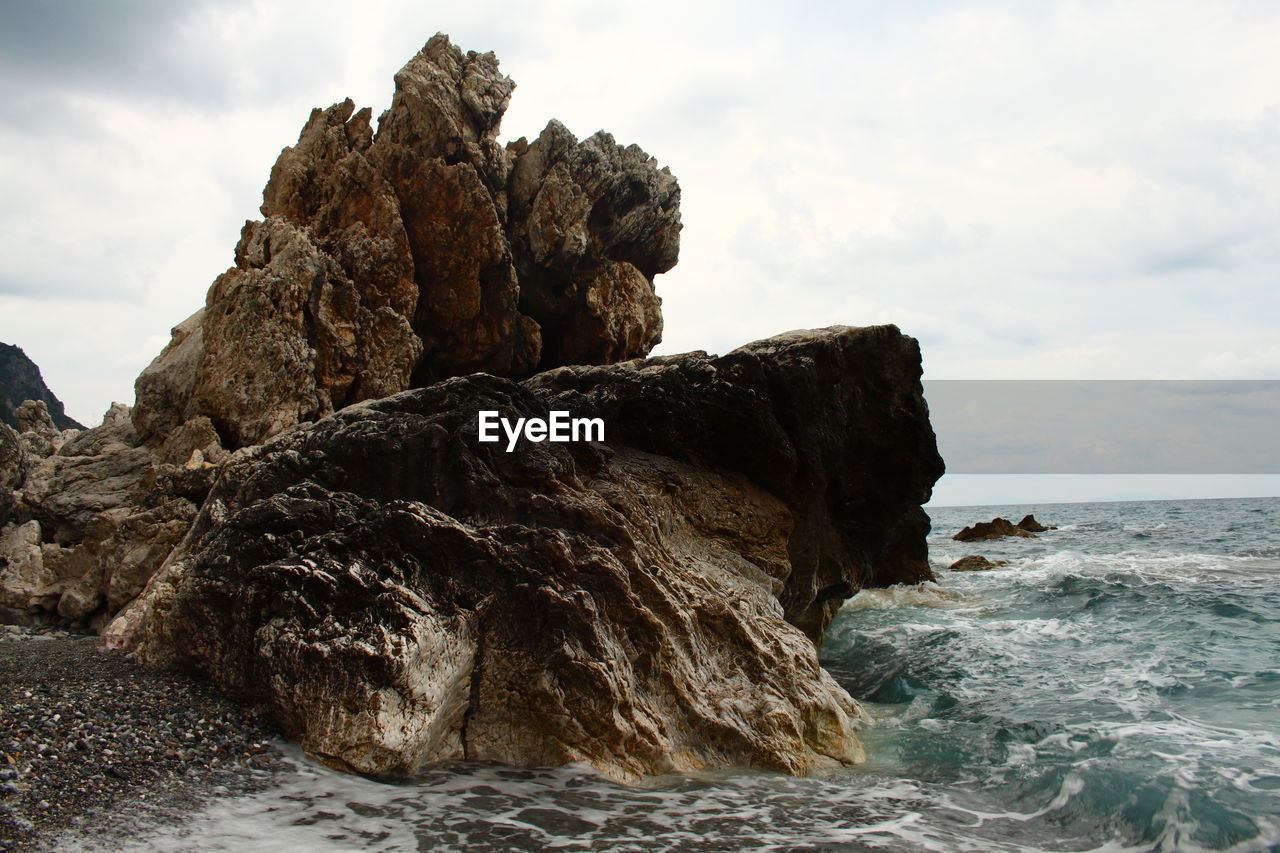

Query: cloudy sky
[[2, 1, 1278, 505]]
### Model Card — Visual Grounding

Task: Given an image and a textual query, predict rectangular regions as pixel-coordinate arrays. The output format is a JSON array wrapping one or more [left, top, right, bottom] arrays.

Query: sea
[[68, 496, 1280, 853]]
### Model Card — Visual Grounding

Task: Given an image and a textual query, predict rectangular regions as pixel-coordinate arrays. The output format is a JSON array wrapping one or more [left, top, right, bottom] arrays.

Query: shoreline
[[0, 626, 286, 852]]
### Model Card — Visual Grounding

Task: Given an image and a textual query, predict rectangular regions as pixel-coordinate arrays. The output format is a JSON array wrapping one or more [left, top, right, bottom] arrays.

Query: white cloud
[[1, 0, 1278, 508]]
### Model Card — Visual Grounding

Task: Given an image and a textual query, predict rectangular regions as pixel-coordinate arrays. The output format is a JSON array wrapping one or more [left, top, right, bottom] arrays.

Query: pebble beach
[[0, 625, 285, 852]]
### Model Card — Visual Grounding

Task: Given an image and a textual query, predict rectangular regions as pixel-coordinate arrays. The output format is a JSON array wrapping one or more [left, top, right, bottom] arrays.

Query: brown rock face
[[5, 34, 680, 635], [132, 33, 680, 451], [114, 326, 941, 783]]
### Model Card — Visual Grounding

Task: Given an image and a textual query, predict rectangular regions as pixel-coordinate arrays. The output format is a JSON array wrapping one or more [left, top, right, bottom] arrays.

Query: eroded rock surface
[[4, 34, 948, 789], [5, 34, 681, 633], [132, 33, 680, 451], [114, 325, 941, 783]]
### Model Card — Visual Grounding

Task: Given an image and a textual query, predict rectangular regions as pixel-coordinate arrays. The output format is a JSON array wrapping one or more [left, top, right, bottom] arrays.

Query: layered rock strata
[[133, 33, 680, 451], [111, 325, 942, 783]]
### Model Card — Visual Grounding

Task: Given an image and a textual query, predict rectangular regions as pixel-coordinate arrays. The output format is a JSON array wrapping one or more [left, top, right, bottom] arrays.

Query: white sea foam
[[842, 582, 969, 610], [52, 749, 1089, 853], [964, 548, 1280, 584]]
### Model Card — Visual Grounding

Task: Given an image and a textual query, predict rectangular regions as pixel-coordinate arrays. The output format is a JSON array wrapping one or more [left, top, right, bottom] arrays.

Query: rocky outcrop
[[952, 515, 1056, 541], [14, 400, 79, 459], [948, 555, 1009, 572], [132, 33, 680, 452], [111, 325, 941, 783], [0, 343, 84, 432], [5, 33, 680, 634], [21, 404, 151, 546], [0, 403, 213, 627], [953, 517, 1038, 542], [4, 34, 947, 788]]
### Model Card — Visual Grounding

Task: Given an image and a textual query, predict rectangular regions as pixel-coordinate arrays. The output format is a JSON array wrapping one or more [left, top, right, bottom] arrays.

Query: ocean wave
[[843, 583, 970, 611], [980, 549, 1280, 584]]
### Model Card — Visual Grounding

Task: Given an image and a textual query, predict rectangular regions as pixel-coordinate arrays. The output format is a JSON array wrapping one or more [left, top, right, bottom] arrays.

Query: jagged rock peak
[[132, 33, 681, 451], [376, 33, 515, 151]]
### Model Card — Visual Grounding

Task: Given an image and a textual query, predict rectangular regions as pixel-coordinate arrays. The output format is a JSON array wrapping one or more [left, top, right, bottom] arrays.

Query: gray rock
[[3, 402, 207, 625], [16, 400, 71, 459]]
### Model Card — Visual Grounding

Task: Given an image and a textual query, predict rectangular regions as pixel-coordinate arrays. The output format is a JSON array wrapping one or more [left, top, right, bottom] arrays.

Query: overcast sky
[[2, 1, 1278, 505]]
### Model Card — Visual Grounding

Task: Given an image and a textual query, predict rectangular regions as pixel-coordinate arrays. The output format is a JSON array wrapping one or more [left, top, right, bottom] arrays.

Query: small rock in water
[[953, 517, 1038, 541], [949, 555, 1009, 572]]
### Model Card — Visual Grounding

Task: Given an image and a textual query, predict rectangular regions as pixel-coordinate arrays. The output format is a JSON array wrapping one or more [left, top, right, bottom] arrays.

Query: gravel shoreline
[[0, 625, 287, 852]]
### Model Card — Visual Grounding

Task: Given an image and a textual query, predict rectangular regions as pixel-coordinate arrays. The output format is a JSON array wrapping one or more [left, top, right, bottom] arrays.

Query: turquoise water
[[828, 497, 1280, 852], [71, 497, 1280, 852]]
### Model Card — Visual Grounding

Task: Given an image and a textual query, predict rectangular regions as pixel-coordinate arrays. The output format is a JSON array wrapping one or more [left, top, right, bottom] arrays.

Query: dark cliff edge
[[0, 343, 84, 432]]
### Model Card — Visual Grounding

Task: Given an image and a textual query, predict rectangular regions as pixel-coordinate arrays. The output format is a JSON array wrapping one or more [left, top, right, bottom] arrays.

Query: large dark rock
[[110, 325, 942, 783]]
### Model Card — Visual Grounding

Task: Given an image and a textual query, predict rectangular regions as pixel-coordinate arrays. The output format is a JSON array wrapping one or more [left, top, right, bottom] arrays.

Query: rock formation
[[0, 401, 211, 627], [953, 517, 1039, 542], [3, 33, 947, 787], [4, 33, 679, 632], [111, 325, 941, 783], [132, 33, 680, 451], [0, 343, 84, 432], [948, 555, 1009, 572]]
